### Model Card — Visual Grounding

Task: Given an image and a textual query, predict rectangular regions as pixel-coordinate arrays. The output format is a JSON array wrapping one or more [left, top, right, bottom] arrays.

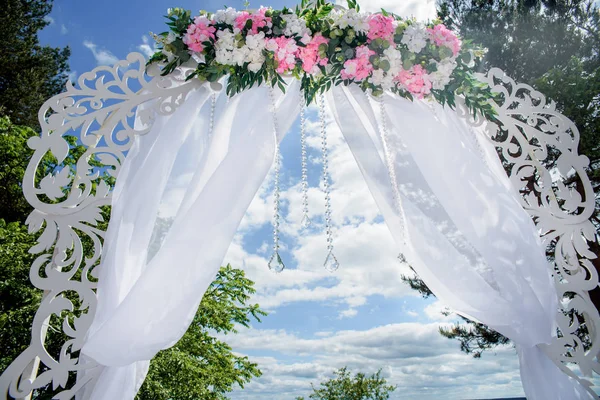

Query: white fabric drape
[[80, 80, 301, 400], [326, 85, 595, 400], [79, 76, 592, 399]]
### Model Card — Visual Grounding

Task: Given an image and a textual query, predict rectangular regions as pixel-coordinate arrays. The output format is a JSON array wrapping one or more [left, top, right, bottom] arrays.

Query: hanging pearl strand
[[208, 93, 216, 138], [300, 94, 311, 229], [378, 99, 408, 264], [318, 94, 339, 272], [268, 87, 285, 273]]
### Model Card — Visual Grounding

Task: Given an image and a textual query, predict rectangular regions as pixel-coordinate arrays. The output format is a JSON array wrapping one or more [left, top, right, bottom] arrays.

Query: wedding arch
[[1, 2, 599, 399]]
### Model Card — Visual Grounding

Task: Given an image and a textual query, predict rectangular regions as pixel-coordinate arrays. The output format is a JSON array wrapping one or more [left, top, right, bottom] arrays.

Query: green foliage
[[297, 367, 396, 400], [0, 116, 37, 222], [0, 0, 71, 130], [136, 265, 266, 400], [148, 2, 496, 119]]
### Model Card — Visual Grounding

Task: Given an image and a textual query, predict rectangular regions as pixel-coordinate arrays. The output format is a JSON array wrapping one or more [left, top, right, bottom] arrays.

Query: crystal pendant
[[324, 251, 340, 273], [301, 215, 312, 229], [269, 252, 285, 273], [397, 253, 407, 264]]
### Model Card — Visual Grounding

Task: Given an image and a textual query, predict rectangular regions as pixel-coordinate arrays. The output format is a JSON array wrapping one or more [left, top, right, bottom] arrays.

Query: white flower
[[281, 13, 311, 37], [371, 69, 385, 86], [248, 62, 263, 73], [165, 32, 177, 44], [430, 58, 457, 90], [370, 47, 402, 91], [161, 48, 175, 62], [265, 40, 278, 52], [214, 29, 236, 64], [213, 7, 238, 25], [245, 31, 265, 50], [401, 23, 429, 53], [331, 9, 369, 33]]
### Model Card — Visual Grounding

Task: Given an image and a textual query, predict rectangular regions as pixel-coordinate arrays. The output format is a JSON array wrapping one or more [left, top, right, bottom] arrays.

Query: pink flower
[[367, 14, 395, 43], [428, 24, 461, 56], [265, 36, 299, 73], [297, 33, 329, 74], [341, 45, 375, 82], [395, 65, 432, 99], [183, 16, 216, 53], [235, 7, 272, 35]]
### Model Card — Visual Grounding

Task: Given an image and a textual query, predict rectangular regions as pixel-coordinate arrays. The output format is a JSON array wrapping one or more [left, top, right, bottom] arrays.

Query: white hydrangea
[[430, 58, 457, 90], [401, 23, 429, 53], [371, 47, 403, 90], [214, 29, 236, 65], [214, 29, 266, 72], [244, 32, 267, 72], [213, 7, 238, 26], [331, 9, 370, 34], [281, 13, 311, 38]]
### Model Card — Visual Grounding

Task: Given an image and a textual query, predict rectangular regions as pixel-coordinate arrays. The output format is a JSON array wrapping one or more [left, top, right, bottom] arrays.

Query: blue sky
[[38, 1, 532, 399]]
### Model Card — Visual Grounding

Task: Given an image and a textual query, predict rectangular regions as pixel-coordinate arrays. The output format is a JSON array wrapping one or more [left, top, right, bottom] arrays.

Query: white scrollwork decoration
[[464, 68, 599, 390], [0, 56, 597, 398], [0, 53, 199, 399]]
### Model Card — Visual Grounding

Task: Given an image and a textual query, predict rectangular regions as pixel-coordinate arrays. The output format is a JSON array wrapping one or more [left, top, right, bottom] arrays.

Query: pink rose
[[428, 24, 461, 56], [395, 65, 432, 99], [265, 36, 299, 73], [183, 16, 216, 53], [367, 14, 395, 44], [235, 7, 272, 35], [297, 33, 329, 74], [341, 45, 375, 82]]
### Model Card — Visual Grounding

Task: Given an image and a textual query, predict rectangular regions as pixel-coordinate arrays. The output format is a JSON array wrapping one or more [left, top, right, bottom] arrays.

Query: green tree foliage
[[295, 367, 397, 400], [0, 0, 71, 129], [403, 0, 600, 358], [0, 117, 37, 222], [437, 0, 599, 189], [137, 265, 266, 400]]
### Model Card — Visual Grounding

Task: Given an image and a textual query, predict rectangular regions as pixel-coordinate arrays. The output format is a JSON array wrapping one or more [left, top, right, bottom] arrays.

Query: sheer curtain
[[80, 80, 301, 400], [326, 85, 595, 399], [80, 77, 592, 399]]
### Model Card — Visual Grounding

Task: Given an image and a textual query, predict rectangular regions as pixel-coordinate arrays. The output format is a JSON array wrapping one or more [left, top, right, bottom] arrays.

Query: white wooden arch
[[0, 52, 598, 399]]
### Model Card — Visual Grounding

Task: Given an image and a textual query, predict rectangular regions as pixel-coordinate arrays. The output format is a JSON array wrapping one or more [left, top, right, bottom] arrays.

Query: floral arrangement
[[148, 0, 494, 118]]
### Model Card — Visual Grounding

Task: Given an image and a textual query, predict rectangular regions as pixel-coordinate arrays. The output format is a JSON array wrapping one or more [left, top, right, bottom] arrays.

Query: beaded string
[[268, 87, 285, 273], [300, 93, 311, 229], [318, 94, 339, 272], [377, 99, 408, 264]]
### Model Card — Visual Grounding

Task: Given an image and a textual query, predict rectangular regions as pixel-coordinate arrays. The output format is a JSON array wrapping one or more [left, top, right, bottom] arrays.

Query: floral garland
[[148, 0, 495, 118]]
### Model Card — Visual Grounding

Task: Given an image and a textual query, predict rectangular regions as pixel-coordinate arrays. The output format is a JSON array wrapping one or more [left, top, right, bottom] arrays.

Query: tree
[[402, 0, 600, 358], [295, 367, 397, 400], [136, 265, 266, 400], [0, 0, 71, 129]]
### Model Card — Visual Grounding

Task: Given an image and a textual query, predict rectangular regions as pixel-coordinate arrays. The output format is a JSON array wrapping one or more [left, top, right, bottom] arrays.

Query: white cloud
[[67, 71, 78, 83], [138, 35, 158, 59], [224, 324, 524, 400], [424, 299, 457, 322], [61, 24, 68, 35], [220, 100, 417, 316], [83, 41, 119, 66], [44, 16, 55, 25], [335, 0, 437, 21]]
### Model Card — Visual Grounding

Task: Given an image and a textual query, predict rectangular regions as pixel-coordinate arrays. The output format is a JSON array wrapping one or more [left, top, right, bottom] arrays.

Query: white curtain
[[326, 84, 595, 400], [79, 78, 593, 400], [80, 80, 301, 400]]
